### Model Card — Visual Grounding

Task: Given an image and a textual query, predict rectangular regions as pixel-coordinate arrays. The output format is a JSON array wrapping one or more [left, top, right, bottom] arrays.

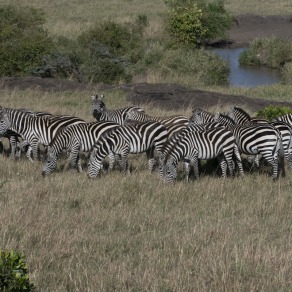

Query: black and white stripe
[[0, 107, 85, 161], [91, 94, 144, 125], [87, 121, 168, 178], [125, 109, 189, 138], [42, 121, 120, 176], [214, 113, 285, 180], [274, 113, 292, 126], [162, 126, 243, 183], [229, 107, 269, 125]]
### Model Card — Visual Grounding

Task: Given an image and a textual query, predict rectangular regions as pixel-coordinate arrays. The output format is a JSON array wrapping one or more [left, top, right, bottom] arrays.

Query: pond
[[211, 47, 282, 87]]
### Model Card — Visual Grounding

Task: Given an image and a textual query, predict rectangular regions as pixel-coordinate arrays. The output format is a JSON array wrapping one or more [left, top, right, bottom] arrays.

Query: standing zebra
[[91, 94, 144, 125], [190, 108, 214, 125], [213, 113, 285, 180], [125, 109, 189, 138], [87, 121, 168, 178], [0, 107, 85, 161], [162, 126, 243, 183], [42, 121, 119, 176], [229, 106, 292, 169]]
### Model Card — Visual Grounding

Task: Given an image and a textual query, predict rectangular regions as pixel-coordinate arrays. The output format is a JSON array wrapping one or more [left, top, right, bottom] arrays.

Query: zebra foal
[[87, 121, 168, 178]]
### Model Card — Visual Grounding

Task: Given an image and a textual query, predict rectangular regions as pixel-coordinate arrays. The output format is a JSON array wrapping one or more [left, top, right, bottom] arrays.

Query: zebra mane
[[233, 106, 251, 120], [214, 112, 235, 125]]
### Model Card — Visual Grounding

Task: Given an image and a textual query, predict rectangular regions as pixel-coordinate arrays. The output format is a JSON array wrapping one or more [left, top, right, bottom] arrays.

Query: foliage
[[77, 20, 145, 84], [282, 62, 292, 85], [0, 250, 35, 291], [0, 5, 53, 77], [166, 0, 232, 46], [239, 37, 292, 69], [256, 105, 292, 121]]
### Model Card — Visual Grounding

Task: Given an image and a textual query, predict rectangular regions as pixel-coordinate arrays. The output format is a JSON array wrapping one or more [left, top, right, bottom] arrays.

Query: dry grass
[[0, 0, 291, 39], [0, 89, 292, 291]]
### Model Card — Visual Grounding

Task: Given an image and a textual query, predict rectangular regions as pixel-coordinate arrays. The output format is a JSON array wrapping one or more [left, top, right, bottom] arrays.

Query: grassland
[[0, 89, 292, 291], [1, 0, 292, 290]]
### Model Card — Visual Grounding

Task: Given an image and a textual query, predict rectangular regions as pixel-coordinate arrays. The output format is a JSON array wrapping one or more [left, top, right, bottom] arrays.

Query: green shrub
[[166, 0, 232, 46], [256, 105, 292, 121], [77, 20, 144, 84], [282, 62, 292, 84], [239, 37, 292, 69], [0, 5, 53, 77], [0, 250, 35, 291]]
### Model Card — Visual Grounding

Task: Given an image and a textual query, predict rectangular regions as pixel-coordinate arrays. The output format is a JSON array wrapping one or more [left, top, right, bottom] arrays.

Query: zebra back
[[229, 107, 268, 124], [274, 113, 292, 127], [91, 94, 144, 125]]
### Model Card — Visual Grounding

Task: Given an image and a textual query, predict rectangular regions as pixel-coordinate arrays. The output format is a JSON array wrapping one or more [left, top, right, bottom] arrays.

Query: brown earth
[[1, 15, 292, 112]]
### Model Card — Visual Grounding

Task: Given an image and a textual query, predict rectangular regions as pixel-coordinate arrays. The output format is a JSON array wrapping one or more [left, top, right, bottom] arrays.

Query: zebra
[[274, 113, 292, 127], [213, 113, 285, 180], [162, 126, 244, 183], [125, 109, 189, 138], [87, 121, 168, 178], [228, 106, 292, 169], [42, 121, 119, 176], [0, 108, 52, 159], [0, 107, 85, 162], [190, 108, 214, 125], [228, 106, 269, 124], [160, 121, 224, 181], [91, 94, 144, 125]]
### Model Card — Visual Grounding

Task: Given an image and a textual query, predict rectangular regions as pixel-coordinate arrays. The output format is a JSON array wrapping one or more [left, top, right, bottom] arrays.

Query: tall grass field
[[0, 0, 292, 290], [0, 88, 292, 291]]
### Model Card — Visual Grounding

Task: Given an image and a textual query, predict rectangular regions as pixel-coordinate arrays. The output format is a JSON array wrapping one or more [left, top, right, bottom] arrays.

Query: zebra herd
[[1, 93, 292, 183]]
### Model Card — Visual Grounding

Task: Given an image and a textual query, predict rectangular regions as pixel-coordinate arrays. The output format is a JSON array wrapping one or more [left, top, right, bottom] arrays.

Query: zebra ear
[[98, 94, 104, 101], [91, 94, 97, 102], [228, 111, 235, 120]]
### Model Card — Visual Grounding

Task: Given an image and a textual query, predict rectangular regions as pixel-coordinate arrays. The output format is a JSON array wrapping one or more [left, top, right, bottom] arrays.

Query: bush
[[0, 5, 53, 77], [166, 0, 232, 46], [282, 62, 292, 84], [256, 105, 292, 121], [0, 250, 35, 291], [239, 37, 292, 69], [77, 20, 145, 84]]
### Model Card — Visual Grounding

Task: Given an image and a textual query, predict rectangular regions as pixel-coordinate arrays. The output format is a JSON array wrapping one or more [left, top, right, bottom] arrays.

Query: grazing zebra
[[87, 121, 168, 178], [125, 109, 189, 138], [42, 121, 119, 176], [91, 94, 144, 125], [160, 121, 224, 181], [162, 126, 244, 183], [214, 113, 285, 180], [0, 107, 85, 162]]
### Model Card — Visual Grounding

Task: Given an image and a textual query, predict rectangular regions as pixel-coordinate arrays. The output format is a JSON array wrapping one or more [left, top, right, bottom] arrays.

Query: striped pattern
[[88, 121, 168, 178], [162, 126, 243, 183], [91, 94, 144, 125], [42, 121, 119, 176], [190, 108, 214, 125], [274, 113, 292, 126], [125, 109, 189, 138], [229, 106, 269, 124], [0, 107, 85, 161], [214, 113, 285, 180]]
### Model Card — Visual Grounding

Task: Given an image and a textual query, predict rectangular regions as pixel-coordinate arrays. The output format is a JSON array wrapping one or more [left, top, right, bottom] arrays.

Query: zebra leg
[[193, 156, 200, 179], [108, 152, 116, 171], [219, 158, 228, 178], [183, 158, 190, 182], [9, 136, 17, 159], [119, 154, 129, 175], [146, 146, 155, 172], [77, 156, 83, 172], [262, 154, 278, 181]]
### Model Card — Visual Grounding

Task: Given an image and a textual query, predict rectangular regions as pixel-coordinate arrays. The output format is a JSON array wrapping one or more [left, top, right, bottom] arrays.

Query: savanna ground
[[1, 0, 292, 291]]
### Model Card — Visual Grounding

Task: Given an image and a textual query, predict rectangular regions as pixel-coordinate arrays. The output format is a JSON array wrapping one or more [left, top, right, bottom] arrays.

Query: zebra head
[[91, 94, 105, 120], [163, 156, 177, 183], [87, 148, 103, 178], [0, 109, 11, 136], [42, 147, 57, 176]]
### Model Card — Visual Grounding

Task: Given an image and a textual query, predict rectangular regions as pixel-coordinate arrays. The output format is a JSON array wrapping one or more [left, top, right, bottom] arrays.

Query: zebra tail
[[277, 137, 285, 178]]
